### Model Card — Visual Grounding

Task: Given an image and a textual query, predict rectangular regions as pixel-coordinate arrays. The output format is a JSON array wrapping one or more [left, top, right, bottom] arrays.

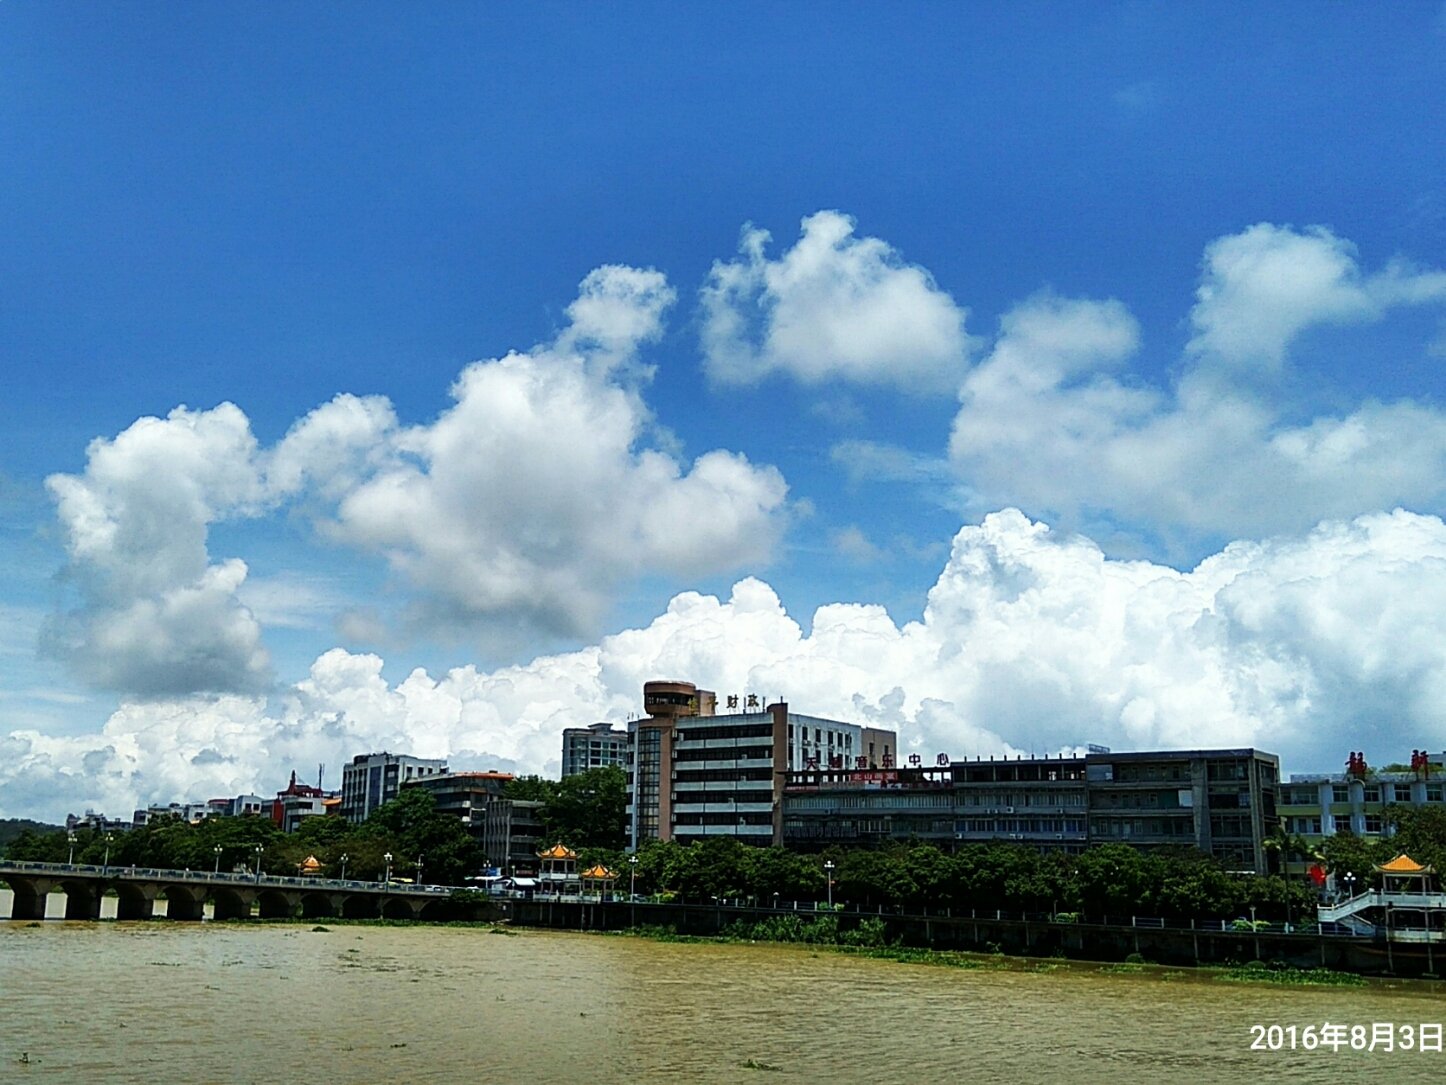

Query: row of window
[[957, 818, 1087, 835], [957, 792, 1087, 808], [1281, 783, 1444, 805], [673, 745, 773, 762], [672, 812, 773, 826], [671, 789, 774, 805]]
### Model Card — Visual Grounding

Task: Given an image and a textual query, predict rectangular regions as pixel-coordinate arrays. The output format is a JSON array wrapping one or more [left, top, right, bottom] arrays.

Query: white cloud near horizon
[[701, 210, 974, 391], [9, 507, 1446, 822]]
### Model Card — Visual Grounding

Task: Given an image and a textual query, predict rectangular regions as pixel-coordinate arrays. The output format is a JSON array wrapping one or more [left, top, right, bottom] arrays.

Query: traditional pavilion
[[1319, 852, 1446, 943], [297, 855, 324, 877], [580, 863, 617, 899], [537, 843, 579, 896]]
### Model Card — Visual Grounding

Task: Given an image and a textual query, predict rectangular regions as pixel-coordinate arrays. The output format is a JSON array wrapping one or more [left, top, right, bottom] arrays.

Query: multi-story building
[[131, 802, 218, 827], [340, 752, 448, 824], [401, 770, 545, 873], [271, 771, 332, 833], [626, 679, 896, 850], [562, 722, 630, 777], [1278, 751, 1446, 872], [783, 746, 1280, 871], [66, 811, 130, 834]]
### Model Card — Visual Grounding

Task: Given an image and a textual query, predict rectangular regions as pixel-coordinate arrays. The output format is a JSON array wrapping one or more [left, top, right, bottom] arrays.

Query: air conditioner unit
[[1055, 834, 1065, 839], [1005, 807, 1015, 814]]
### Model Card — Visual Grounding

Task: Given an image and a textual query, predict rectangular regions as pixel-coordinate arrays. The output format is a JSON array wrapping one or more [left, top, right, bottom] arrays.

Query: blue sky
[[3, 5, 1446, 820]]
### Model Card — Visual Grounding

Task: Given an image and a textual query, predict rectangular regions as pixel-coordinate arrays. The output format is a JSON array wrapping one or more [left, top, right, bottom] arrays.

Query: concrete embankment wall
[[501, 899, 1440, 978]]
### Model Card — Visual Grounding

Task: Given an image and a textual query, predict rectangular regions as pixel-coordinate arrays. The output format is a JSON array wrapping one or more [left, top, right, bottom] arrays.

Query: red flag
[[1309, 864, 1327, 887]]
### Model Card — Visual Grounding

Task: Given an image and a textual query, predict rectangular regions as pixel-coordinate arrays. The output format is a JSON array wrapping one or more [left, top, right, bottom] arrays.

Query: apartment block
[[561, 722, 630, 777], [340, 752, 448, 823]]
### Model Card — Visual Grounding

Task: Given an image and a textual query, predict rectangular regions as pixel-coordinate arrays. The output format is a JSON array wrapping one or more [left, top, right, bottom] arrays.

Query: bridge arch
[[162, 884, 206, 921], [114, 881, 157, 921], [382, 896, 423, 921], [211, 887, 253, 921], [342, 894, 381, 920], [257, 889, 298, 920], [300, 892, 338, 920]]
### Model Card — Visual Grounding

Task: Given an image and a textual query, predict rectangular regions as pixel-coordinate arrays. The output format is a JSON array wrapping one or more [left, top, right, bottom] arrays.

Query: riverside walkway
[[0, 859, 451, 921]]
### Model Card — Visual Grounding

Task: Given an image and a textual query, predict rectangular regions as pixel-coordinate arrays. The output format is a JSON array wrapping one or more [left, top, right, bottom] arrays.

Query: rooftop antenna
[[318, 763, 324, 791]]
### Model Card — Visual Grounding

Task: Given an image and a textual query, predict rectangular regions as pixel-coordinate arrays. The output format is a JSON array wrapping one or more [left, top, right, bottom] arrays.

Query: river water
[[2, 890, 1444, 1083]]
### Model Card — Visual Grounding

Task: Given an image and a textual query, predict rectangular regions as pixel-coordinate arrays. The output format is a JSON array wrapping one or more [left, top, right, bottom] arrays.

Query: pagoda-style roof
[[1378, 853, 1434, 875], [298, 855, 323, 874], [538, 843, 577, 860], [580, 864, 616, 880]]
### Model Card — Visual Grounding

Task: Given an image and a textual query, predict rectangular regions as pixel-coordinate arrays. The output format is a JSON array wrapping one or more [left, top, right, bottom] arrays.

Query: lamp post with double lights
[[383, 852, 393, 886], [1343, 871, 1357, 901], [416, 854, 424, 887], [824, 859, 835, 909], [213, 845, 222, 875], [253, 844, 264, 884], [339, 853, 348, 881], [102, 833, 113, 876], [67, 832, 76, 866]]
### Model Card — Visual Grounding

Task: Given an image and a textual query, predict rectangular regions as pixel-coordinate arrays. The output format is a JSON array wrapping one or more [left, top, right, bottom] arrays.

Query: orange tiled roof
[[581, 864, 616, 879], [1378, 854, 1432, 874], [538, 843, 577, 860]]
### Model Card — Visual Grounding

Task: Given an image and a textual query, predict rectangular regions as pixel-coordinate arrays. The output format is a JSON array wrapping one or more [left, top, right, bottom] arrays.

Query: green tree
[[361, 787, 484, 885], [544, 766, 626, 850]]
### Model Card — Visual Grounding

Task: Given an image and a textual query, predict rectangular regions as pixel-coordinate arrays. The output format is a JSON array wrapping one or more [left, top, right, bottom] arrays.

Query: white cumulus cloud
[[950, 226, 1446, 551], [44, 404, 272, 698], [701, 210, 973, 391], [1188, 222, 1446, 368], [41, 266, 790, 698]]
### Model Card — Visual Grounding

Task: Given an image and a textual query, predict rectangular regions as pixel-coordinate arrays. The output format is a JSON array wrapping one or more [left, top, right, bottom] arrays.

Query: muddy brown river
[[2, 890, 1443, 1083]]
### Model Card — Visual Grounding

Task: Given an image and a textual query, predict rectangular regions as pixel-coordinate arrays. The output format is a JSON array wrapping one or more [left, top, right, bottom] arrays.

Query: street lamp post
[[102, 833, 113, 876], [253, 844, 264, 884], [67, 832, 76, 866], [383, 852, 393, 886], [339, 853, 348, 881], [1343, 872, 1357, 901], [824, 859, 835, 909], [416, 854, 424, 887], [213, 845, 222, 875], [628, 854, 639, 925]]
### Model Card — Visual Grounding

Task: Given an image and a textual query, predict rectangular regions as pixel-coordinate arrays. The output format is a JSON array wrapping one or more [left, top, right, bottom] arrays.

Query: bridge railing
[[0, 860, 449, 895]]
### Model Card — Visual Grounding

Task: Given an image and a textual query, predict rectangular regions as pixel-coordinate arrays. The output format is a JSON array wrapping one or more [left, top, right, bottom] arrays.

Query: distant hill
[[0, 818, 62, 857]]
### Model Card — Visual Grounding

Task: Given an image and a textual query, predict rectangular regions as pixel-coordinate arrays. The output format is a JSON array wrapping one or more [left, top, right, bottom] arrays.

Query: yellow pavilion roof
[[538, 843, 577, 860], [581, 864, 616, 879], [1378, 854, 1433, 874], [298, 855, 323, 871]]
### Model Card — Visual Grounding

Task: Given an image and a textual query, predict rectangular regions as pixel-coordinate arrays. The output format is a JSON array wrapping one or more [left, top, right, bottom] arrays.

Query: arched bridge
[[0, 860, 453, 922]]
